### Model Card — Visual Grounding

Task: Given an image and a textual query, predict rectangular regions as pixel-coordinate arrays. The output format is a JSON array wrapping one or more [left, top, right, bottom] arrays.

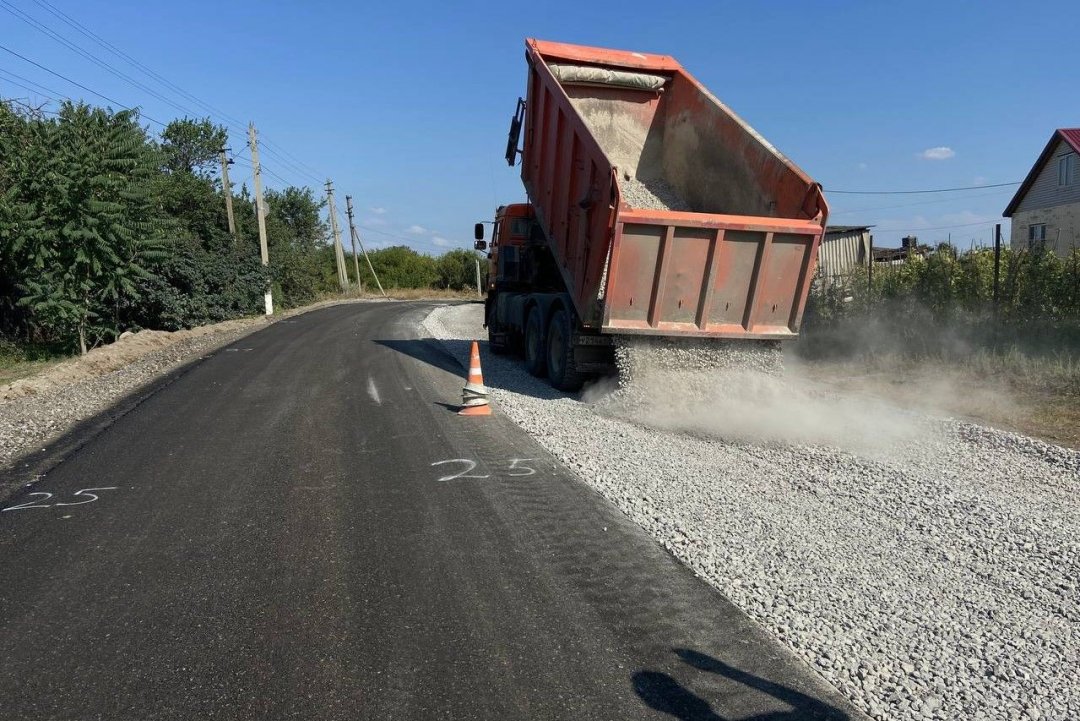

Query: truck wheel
[[486, 305, 507, 355], [523, 308, 547, 377], [546, 307, 585, 392]]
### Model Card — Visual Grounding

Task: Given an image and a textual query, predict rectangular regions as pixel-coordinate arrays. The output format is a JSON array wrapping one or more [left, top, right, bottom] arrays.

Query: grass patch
[[310, 288, 483, 303], [793, 347, 1080, 449], [0, 337, 68, 386]]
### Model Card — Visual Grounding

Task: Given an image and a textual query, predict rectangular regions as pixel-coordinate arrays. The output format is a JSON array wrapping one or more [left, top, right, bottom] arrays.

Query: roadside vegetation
[[0, 100, 484, 375], [800, 244, 1080, 445]]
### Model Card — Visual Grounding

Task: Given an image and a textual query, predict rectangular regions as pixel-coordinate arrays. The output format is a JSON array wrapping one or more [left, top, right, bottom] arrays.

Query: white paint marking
[[3, 487, 119, 512], [431, 459, 490, 482], [507, 459, 538, 477], [54, 487, 118, 506], [2, 492, 53, 512], [367, 376, 382, 405]]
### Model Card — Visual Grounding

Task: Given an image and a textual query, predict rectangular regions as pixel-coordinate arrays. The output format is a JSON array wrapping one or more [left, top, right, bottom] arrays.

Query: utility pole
[[324, 180, 349, 292], [345, 203, 387, 298], [344, 196, 363, 293], [475, 258, 482, 298], [219, 149, 236, 237], [248, 123, 273, 315]]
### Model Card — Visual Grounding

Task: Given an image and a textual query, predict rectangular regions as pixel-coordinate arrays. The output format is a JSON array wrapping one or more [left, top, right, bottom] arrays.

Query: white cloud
[[370, 207, 387, 215], [973, 176, 987, 185], [364, 216, 388, 226], [431, 235, 452, 247], [406, 225, 427, 235], [857, 162, 868, 170], [919, 146, 955, 160]]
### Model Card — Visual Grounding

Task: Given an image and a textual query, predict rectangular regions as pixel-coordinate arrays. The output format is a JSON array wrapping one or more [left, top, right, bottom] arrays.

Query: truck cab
[[474, 203, 535, 294], [475, 202, 609, 391]]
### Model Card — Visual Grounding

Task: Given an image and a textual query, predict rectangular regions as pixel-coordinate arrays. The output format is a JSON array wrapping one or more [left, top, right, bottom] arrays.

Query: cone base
[[458, 404, 492, 416]]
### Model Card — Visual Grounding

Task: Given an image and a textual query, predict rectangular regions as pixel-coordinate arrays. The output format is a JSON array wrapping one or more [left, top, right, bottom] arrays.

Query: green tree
[[263, 186, 335, 306], [361, 246, 438, 289], [10, 103, 163, 353], [435, 248, 485, 290], [160, 117, 228, 176]]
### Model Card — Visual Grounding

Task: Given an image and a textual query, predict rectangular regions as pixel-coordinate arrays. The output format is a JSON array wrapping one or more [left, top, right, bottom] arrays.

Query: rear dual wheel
[[524, 308, 546, 377], [546, 307, 585, 392], [486, 304, 507, 355]]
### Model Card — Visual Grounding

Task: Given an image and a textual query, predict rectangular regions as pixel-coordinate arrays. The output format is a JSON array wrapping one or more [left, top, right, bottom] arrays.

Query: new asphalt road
[[0, 302, 865, 720]]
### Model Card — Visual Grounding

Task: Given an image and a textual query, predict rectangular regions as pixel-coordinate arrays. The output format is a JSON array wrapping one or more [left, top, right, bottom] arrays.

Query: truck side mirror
[[474, 240, 487, 251], [474, 223, 484, 240]]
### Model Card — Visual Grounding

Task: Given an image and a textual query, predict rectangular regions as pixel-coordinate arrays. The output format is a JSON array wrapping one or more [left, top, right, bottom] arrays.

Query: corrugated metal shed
[[817, 225, 872, 282]]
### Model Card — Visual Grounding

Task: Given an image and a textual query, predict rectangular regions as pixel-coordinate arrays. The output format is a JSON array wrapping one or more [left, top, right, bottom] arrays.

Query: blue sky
[[2, 0, 1079, 252]]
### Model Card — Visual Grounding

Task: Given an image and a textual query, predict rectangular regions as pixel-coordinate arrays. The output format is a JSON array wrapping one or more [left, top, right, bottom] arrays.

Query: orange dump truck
[[474, 39, 828, 390]]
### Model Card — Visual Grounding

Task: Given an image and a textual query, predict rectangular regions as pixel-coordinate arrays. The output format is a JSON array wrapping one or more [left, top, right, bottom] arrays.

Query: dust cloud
[[587, 364, 937, 455]]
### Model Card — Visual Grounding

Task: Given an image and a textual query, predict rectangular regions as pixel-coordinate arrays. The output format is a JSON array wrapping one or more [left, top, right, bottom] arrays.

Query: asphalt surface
[[0, 302, 866, 721]]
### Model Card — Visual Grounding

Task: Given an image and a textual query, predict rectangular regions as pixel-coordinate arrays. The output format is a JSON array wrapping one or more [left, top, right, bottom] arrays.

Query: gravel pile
[[619, 175, 693, 211], [424, 303, 1080, 721]]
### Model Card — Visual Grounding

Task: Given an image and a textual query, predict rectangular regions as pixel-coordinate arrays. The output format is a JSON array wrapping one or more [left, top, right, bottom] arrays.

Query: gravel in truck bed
[[424, 302, 1080, 721], [619, 175, 694, 211]]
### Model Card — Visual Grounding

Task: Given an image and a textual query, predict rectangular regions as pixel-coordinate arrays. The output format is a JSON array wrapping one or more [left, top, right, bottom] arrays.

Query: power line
[[0, 42, 164, 125], [5, 5, 329, 194], [353, 220, 466, 251], [11, 1, 327, 188], [0, 67, 61, 100], [1, 95, 60, 115], [826, 181, 1020, 195], [260, 137, 326, 180], [258, 143, 324, 185], [0, 0, 193, 118], [873, 219, 1000, 233], [830, 186, 1017, 217], [27, 0, 247, 129]]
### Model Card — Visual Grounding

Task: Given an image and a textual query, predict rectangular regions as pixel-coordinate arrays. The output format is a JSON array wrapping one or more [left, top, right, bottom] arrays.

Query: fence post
[[867, 233, 873, 298], [993, 223, 1001, 313]]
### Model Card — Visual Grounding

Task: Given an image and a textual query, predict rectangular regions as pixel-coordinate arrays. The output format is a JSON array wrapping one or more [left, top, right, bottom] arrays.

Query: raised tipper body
[[477, 39, 829, 389]]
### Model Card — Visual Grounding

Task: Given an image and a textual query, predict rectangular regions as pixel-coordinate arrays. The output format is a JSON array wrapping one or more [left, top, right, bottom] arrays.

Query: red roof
[[1062, 129, 1080, 154], [1004, 128, 1080, 216]]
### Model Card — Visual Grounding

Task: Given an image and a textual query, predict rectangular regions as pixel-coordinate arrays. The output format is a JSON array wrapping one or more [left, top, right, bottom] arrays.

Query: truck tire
[[486, 305, 507, 355], [523, 308, 547, 377], [546, 307, 586, 392]]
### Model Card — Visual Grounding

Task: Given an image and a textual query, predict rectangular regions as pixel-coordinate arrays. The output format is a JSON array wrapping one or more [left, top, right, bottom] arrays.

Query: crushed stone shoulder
[[422, 302, 1080, 721]]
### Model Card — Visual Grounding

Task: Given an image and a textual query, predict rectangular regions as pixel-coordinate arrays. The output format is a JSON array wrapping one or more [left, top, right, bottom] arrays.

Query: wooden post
[[324, 180, 348, 291], [867, 233, 873, 296], [248, 123, 272, 315], [342, 199, 387, 298], [345, 195, 363, 293], [219, 150, 236, 237]]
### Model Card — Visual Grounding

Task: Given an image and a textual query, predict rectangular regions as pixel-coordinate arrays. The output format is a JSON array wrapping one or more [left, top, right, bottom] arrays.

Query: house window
[[1060, 153, 1076, 186], [1028, 223, 1047, 247]]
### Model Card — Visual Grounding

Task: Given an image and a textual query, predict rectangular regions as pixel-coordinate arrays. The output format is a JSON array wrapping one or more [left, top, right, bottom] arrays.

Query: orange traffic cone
[[459, 340, 492, 416]]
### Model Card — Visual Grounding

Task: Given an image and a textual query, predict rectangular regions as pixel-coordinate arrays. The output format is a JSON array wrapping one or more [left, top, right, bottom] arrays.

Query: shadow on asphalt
[[374, 338, 465, 378], [632, 648, 850, 721], [375, 337, 569, 402]]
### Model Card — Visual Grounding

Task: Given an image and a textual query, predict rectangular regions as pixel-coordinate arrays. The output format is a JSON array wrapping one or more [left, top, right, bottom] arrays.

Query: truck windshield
[[510, 218, 530, 238]]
